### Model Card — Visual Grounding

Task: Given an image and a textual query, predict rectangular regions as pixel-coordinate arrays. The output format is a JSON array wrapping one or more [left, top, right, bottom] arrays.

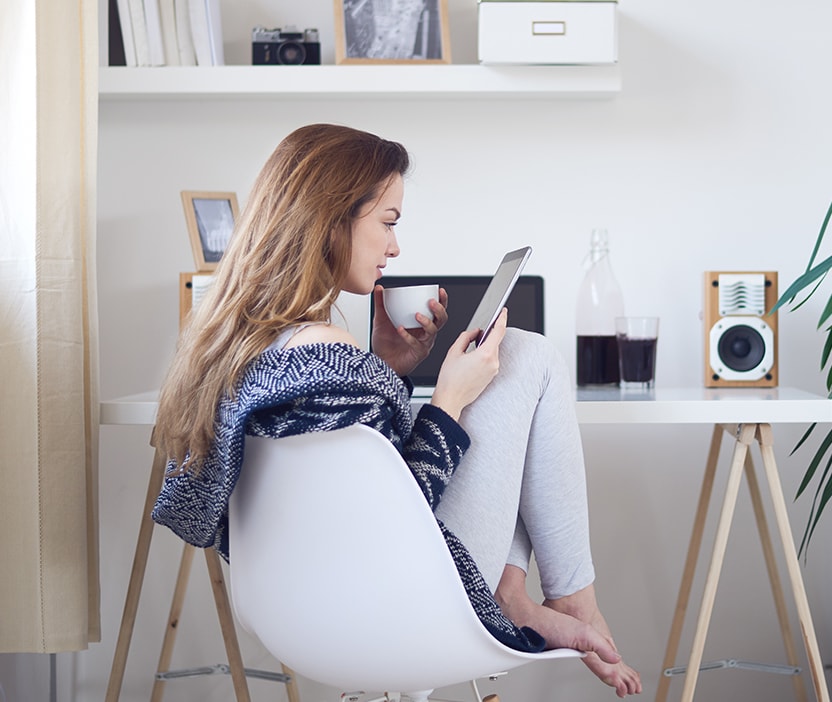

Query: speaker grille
[[718, 273, 766, 316]]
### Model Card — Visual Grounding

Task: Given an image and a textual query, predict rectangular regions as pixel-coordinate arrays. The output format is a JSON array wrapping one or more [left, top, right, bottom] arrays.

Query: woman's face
[[342, 174, 403, 295]]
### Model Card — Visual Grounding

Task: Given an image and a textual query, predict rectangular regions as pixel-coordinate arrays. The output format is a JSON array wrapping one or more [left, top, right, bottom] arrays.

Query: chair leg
[[204, 548, 252, 702], [467, 680, 500, 702], [282, 662, 301, 702]]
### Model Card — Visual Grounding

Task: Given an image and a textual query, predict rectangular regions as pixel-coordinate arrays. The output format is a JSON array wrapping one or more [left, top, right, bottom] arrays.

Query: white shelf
[[98, 64, 621, 100]]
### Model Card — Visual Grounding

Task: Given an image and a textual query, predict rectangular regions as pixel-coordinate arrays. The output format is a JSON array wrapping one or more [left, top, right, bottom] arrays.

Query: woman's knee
[[501, 328, 568, 388]]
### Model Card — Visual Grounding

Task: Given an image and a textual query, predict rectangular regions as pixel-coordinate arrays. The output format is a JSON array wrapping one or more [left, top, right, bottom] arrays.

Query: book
[[188, 0, 213, 65], [127, 0, 150, 65], [116, 0, 137, 66], [173, 0, 196, 65], [158, 0, 180, 65], [205, 0, 225, 65], [143, 0, 166, 65], [109, 0, 128, 66]]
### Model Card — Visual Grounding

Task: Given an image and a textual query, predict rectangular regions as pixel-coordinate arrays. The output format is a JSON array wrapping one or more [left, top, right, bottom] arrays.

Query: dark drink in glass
[[614, 317, 659, 388], [577, 335, 620, 386], [618, 337, 658, 384]]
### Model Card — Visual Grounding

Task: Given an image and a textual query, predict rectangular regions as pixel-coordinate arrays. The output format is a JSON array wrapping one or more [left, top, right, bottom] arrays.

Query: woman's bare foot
[[544, 583, 642, 698], [578, 651, 642, 698], [495, 570, 620, 664], [495, 567, 642, 697]]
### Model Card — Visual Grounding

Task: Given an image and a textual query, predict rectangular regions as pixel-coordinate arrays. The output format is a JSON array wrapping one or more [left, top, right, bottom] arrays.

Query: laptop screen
[[371, 275, 545, 390]]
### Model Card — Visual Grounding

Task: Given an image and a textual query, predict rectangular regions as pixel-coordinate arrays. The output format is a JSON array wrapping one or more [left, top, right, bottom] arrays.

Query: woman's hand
[[371, 284, 449, 377], [430, 308, 508, 421]]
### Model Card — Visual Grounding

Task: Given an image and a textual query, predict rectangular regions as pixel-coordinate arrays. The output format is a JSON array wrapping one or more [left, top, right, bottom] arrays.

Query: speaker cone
[[708, 315, 774, 381], [717, 324, 765, 372]]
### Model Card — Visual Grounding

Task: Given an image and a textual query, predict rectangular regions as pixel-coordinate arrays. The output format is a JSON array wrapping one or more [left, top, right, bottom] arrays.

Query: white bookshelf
[[98, 64, 621, 100]]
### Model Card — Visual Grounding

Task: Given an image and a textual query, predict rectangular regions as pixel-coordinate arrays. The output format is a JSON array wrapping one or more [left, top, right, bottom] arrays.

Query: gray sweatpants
[[434, 328, 595, 600]]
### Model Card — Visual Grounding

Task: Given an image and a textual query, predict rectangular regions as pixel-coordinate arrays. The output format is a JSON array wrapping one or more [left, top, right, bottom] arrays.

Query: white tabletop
[[100, 391, 160, 426], [100, 386, 832, 427], [574, 386, 832, 424]]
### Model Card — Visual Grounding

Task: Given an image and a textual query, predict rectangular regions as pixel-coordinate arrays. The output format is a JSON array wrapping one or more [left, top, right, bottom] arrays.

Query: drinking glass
[[615, 317, 659, 389]]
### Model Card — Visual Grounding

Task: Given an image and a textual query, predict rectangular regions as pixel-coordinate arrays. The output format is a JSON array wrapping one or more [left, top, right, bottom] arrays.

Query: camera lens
[[277, 41, 306, 65]]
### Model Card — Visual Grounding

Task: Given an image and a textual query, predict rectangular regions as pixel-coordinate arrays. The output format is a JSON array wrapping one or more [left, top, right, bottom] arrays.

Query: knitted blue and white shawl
[[152, 341, 544, 652]]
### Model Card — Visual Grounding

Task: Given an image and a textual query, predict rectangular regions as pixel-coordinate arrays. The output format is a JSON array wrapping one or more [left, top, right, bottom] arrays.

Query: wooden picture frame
[[334, 0, 451, 64], [181, 191, 239, 272]]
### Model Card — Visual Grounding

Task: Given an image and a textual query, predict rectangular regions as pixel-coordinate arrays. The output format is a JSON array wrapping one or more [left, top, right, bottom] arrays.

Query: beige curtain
[[0, 0, 100, 652]]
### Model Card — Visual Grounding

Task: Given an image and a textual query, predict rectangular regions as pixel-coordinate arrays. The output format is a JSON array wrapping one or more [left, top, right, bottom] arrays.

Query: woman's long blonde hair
[[154, 124, 410, 470]]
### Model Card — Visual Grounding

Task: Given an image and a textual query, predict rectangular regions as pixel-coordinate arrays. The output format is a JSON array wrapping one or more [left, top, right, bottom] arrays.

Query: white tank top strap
[[266, 322, 328, 352]]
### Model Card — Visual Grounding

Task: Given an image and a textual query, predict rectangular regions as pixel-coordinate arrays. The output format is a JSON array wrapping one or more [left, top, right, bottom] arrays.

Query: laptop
[[371, 275, 545, 398]]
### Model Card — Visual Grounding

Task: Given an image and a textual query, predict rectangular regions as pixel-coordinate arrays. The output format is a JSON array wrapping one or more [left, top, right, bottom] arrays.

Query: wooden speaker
[[704, 271, 778, 388], [179, 272, 215, 330]]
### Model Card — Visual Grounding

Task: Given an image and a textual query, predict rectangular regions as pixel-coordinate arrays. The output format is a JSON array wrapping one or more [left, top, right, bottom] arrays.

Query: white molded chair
[[228, 424, 582, 702]]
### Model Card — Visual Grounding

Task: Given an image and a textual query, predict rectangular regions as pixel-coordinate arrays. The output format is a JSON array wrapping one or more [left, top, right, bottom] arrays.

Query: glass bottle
[[576, 228, 625, 386]]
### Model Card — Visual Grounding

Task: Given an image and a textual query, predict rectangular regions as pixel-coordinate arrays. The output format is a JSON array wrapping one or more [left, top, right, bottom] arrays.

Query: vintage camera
[[252, 26, 321, 65]]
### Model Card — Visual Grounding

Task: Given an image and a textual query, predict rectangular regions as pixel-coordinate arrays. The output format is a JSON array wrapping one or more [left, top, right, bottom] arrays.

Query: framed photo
[[181, 191, 239, 272], [334, 0, 451, 64]]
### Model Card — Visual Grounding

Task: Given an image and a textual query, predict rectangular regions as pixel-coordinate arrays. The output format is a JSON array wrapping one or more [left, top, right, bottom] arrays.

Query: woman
[[152, 124, 641, 697]]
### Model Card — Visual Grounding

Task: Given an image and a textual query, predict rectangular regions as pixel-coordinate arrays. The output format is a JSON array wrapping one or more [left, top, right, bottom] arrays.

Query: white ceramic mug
[[382, 284, 439, 329]]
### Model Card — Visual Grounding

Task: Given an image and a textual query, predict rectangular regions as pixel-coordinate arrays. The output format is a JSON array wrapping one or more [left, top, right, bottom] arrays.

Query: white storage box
[[478, 0, 617, 65]]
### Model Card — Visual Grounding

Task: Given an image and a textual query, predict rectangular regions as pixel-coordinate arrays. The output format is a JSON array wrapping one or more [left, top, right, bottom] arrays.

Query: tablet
[[467, 246, 532, 347]]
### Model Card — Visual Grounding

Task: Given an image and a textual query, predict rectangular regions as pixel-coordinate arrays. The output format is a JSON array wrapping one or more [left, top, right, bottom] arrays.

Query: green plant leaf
[[790, 423, 817, 456], [788, 275, 827, 313], [796, 427, 832, 500], [819, 296, 832, 329], [770, 200, 832, 314], [797, 452, 832, 559], [771, 258, 832, 314], [779, 200, 832, 559], [806, 199, 832, 271], [798, 463, 832, 559], [821, 328, 832, 370]]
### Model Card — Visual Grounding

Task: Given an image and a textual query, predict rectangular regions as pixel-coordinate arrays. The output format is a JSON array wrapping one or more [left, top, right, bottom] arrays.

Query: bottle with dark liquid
[[576, 229, 625, 386]]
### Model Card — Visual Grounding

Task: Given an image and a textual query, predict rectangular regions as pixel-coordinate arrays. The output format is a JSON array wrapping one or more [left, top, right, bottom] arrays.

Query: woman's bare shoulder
[[283, 323, 361, 349]]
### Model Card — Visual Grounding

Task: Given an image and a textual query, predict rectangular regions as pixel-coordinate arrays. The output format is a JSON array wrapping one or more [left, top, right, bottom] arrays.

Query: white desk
[[101, 387, 832, 702], [101, 386, 832, 426], [100, 390, 159, 425], [576, 386, 832, 424]]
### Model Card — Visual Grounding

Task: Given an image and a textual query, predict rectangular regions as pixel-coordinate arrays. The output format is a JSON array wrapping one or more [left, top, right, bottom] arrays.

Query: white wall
[[68, 0, 832, 701]]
